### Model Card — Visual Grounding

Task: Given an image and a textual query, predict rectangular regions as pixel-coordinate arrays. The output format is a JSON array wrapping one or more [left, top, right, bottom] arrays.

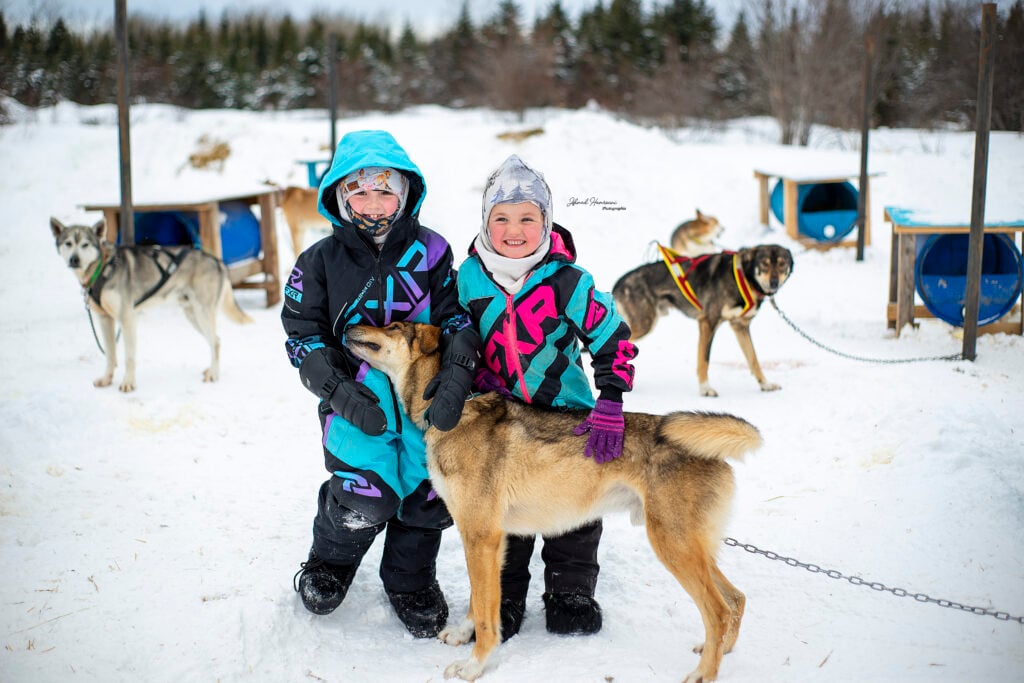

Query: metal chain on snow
[[724, 538, 1024, 624], [767, 296, 962, 364]]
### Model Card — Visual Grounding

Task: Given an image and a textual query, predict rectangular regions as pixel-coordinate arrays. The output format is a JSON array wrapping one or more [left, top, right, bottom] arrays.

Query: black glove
[[327, 376, 387, 436], [423, 327, 482, 431], [298, 346, 386, 436]]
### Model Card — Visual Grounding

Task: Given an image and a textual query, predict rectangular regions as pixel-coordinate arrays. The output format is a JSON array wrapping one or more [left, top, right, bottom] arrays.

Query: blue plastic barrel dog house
[[119, 201, 261, 266], [914, 233, 1023, 327], [770, 180, 860, 242]]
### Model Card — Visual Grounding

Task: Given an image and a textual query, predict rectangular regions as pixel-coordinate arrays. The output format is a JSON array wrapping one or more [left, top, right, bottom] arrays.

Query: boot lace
[[293, 555, 327, 592]]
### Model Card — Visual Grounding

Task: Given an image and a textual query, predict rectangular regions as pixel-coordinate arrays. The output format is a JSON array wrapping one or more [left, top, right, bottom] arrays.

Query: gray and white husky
[[50, 217, 253, 392]]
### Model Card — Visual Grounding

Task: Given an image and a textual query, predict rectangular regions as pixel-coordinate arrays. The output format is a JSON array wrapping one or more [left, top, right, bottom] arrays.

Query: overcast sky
[[3, 0, 747, 37]]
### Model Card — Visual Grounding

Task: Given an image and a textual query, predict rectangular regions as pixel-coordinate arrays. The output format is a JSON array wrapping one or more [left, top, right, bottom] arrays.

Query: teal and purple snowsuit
[[282, 130, 458, 591]]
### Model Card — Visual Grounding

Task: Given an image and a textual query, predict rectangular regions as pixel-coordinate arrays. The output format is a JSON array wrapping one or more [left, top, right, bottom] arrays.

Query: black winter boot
[[294, 551, 358, 615], [468, 596, 526, 643], [542, 591, 602, 635], [500, 597, 527, 641], [385, 580, 449, 638]]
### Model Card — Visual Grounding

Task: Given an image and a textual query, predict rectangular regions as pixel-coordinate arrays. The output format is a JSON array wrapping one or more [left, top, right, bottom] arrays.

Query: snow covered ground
[[1, 101, 1022, 682]]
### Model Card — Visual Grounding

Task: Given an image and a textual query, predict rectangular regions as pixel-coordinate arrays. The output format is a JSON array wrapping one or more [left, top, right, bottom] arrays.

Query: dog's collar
[[84, 248, 108, 290]]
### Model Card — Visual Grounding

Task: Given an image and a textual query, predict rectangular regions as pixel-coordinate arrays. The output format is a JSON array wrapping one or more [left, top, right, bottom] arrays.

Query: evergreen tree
[[534, 0, 577, 106], [715, 11, 759, 117], [993, 0, 1024, 130]]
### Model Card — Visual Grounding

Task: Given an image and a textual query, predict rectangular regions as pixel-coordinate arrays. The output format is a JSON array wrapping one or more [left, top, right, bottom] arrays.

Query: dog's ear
[[50, 217, 65, 240], [418, 325, 441, 356], [91, 220, 106, 240], [695, 209, 703, 220]]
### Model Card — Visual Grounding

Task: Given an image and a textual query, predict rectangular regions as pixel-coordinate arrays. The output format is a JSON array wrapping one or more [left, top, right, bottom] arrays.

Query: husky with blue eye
[[50, 217, 252, 392]]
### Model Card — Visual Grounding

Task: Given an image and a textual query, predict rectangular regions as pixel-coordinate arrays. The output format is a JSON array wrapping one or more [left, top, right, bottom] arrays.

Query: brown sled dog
[[613, 244, 793, 397], [669, 209, 724, 256], [344, 321, 761, 683]]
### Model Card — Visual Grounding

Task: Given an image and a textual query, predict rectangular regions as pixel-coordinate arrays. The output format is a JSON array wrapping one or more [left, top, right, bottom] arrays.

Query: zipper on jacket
[[384, 374, 402, 434], [505, 292, 532, 404]]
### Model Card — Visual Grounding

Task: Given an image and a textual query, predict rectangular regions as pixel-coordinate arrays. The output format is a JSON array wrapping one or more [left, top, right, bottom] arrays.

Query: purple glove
[[572, 399, 625, 464], [473, 367, 513, 398]]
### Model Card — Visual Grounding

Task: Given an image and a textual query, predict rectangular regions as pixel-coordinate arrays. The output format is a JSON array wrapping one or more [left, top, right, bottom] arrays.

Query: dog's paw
[[699, 383, 718, 397], [93, 376, 113, 388], [683, 669, 708, 683], [444, 657, 485, 681], [759, 381, 781, 392], [118, 380, 136, 392], [203, 368, 218, 383], [439, 620, 474, 646]]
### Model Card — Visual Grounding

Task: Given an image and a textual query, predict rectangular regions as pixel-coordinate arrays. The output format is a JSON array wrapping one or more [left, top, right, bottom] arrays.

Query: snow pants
[[311, 471, 452, 594], [500, 519, 603, 602]]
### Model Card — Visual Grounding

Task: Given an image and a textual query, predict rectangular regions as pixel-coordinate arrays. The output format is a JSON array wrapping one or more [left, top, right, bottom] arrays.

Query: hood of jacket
[[317, 130, 427, 240]]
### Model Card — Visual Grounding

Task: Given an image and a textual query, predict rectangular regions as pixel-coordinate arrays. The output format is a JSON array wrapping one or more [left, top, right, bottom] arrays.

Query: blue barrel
[[119, 204, 261, 266], [770, 180, 859, 242], [218, 201, 262, 265], [915, 233, 1023, 327], [127, 211, 200, 248]]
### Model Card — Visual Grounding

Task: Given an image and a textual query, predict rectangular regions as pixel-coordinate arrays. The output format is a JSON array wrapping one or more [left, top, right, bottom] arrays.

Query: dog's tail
[[660, 412, 761, 462], [220, 281, 255, 324]]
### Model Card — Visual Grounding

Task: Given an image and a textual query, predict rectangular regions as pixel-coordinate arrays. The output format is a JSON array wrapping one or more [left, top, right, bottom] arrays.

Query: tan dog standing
[[669, 209, 724, 256], [344, 321, 761, 683], [279, 185, 330, 254]]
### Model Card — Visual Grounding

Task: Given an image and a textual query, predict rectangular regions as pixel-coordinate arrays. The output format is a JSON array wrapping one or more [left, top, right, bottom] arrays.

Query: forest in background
[[2, 0, 1022, 144]]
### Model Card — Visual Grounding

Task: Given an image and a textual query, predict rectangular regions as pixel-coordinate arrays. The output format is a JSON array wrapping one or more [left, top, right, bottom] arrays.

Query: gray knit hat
[[481, 155, 553, 240]]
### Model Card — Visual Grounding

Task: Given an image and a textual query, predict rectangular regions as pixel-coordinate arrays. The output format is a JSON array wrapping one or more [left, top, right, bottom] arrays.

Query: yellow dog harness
[[657, 244, 757, 316]]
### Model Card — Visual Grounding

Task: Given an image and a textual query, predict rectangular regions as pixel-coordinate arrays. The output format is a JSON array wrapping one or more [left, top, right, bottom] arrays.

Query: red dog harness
[[657, 244, 758, 316]]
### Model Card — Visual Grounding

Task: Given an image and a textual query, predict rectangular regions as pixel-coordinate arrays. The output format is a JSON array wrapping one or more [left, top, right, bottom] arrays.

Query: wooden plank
[[257, 191, 281, 307], [895, 233, 917, 335], [198, 205, 222, 258], [755, 171, 770, 225], [783, 179, 798, 240]]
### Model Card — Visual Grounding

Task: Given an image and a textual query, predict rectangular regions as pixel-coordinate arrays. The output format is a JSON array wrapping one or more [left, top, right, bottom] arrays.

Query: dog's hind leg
[[443, 524, 505, 681], [645, 515, 732, 682], [729, 320, 779, 392], [179, 291, 221, 382], [709, 563, 745, 654]]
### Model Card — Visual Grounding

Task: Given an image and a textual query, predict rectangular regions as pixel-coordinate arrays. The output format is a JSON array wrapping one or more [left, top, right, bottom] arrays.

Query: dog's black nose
[[69, 255, 80, 268]]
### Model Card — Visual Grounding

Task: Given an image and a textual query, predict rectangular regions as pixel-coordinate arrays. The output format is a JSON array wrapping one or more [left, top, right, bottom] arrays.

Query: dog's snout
[[69, 254, 80, 268]]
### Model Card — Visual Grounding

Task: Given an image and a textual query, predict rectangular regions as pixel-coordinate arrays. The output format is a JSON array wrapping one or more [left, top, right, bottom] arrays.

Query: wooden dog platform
[[885, 206, 1024, 336], [754, 167, 879, 249], [82, 190, 281, 307]]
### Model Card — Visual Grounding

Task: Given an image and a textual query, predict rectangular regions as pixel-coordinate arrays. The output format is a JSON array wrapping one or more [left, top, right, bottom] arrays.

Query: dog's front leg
[[443, 526, 504, 681], [94, 311, 117, 388], [729, 320, 779, 392], [119, 306, 138, 392], [696, 317, 719, 397]]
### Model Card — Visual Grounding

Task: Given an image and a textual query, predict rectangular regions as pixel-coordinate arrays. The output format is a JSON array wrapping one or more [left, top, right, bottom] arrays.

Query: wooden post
[[962, 3, 997, 361], [114, 0, 134, 244], [856, 34, 874, 262], [327, 32, 338, 167]]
